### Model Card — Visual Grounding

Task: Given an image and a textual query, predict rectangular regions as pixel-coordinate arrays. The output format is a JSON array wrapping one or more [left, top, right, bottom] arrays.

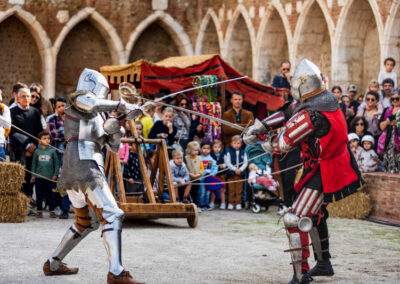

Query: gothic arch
[[0, 6, 52, 98], [126, 11, 193, 63], [332, 0, 383, 92], [292, 0, 333, 82], [254, 2, 291, 84], [53, 7, 124, 65], [382, 1, 400, 76], [224, 5, 256, 77], [195, 8, 224, 55]]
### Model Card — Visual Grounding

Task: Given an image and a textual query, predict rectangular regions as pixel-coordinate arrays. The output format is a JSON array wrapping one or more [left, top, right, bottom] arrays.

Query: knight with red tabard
[[244, 59, 364, 284]]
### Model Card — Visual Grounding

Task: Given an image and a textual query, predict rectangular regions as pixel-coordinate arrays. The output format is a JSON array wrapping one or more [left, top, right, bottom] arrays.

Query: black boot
[[288, 274, 300, 284], [307, 259, 334, 277]]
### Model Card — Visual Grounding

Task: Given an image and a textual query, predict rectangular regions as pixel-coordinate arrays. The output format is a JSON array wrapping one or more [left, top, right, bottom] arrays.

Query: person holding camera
[[378, 89, 400, 173]]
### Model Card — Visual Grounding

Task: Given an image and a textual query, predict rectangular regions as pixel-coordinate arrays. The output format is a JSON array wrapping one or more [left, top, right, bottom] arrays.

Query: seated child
[[358, 135, 379, 173], [224, 135, 248, 210], [348, 133, 362, 161], [169, 149, 191, 203], [210, 139, 226, 209], [248, 163, 278, 198]]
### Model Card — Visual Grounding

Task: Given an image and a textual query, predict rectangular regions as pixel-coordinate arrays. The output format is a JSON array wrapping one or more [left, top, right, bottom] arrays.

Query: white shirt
[[378, 70, 397, 88], [0, 103, 11, 144]]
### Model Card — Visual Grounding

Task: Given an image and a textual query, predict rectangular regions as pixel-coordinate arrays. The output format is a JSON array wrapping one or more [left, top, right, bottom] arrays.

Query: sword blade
[[153, 76, 248, 102], [140, 98, 246, 131]]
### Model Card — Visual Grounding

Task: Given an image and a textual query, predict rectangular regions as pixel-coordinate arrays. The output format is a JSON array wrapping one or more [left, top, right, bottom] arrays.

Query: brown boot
[[107, 270, 144, 284], [43, 260, 79, 276]]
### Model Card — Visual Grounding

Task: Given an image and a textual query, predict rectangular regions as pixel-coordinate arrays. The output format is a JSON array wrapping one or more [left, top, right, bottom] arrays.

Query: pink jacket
[[118, 138, 129, 162]]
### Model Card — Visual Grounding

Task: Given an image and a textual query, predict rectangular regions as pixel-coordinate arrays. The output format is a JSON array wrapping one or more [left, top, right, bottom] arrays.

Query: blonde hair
[[143, 103, 156, 113], [368, 80, 379, 90], [172, 149, 183, 158], [212, 139, 223, 147], [162, 107, 174, 115], [231, 135, 242, 143], [186, 141, 200, 155]]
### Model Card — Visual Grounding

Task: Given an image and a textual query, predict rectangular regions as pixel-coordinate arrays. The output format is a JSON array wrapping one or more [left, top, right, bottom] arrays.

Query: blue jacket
[[169, 160, 190, 184], [224, 147, 247, 178]]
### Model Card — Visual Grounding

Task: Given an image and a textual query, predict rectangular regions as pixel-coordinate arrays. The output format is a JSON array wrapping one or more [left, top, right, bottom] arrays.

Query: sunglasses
[[355, 123, 364, 126], [366, 98, 376, 102], [180, 103, 187, 106], [282, 68, 290, 71], [31, 95, 40, 100], [391, 97, 400, 102]]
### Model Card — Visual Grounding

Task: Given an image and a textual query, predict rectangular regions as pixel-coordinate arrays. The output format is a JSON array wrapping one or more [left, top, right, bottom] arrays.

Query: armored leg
[[283, 188, 324, 283], [45, 205, 99, 275], [306, 206, 334, 277], [85, 184, 125, 276]]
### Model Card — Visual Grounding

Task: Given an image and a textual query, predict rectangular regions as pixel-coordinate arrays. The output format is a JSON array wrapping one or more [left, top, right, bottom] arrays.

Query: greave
[[309, 227, 323, 261], [102, 220, 124, 276], [287, 232, 303, 280], [48, 224, 90, 271]]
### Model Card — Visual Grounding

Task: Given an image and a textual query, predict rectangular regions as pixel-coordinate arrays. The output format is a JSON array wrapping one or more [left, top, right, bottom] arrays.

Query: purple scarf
[[377, 106, 400, 154]]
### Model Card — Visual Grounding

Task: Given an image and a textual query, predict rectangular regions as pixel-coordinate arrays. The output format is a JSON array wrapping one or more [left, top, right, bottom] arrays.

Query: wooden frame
[[105, 120, 198, 228]]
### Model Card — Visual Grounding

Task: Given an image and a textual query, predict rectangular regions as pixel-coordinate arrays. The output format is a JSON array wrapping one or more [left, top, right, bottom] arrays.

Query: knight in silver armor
[[43, 68, 143, 284], [244, 59, 364, 284]]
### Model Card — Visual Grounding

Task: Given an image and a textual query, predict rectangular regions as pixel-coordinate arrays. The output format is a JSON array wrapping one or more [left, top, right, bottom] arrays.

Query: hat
[[361, 135, 374, 146], [348, 133, 359, 141], [347, 84, 357, 92]]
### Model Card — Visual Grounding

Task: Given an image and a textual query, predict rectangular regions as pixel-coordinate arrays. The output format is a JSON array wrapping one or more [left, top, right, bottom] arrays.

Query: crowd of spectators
[[0, 57, 399, 219]]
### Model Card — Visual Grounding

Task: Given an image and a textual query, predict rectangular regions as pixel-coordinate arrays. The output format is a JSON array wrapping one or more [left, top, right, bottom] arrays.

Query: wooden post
[[113, 152, 127, 203], [128, 120, 156, 203], [160, 140, 176, 203]]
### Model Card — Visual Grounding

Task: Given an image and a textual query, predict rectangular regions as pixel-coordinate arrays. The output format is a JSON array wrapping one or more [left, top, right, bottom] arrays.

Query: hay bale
[[0, 192, 30, 222], [327, 191, 371, 219], [0, 162, 25, 193]]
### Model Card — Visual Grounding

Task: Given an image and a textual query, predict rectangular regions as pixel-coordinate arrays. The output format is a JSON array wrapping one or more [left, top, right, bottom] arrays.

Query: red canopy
[[141, 55, 284, 111]]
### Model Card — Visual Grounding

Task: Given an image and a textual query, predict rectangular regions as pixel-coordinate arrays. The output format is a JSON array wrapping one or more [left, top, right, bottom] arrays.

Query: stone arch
[[383, 1, 400, 77], [255, 3, 290, 84], [55, 19, 114, 98], [195, 8, 224, 55], [293, 0, 333, 83], [126, 11, 193, 63], [53, 7, 124, 65], [0, 6, 52, 99], [333, 0, 383, 92], [224, 5, 256, 77]]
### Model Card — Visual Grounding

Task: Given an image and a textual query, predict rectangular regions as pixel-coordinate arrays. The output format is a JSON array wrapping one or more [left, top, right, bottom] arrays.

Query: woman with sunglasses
[[356, 91, 382, 140], [29, 83, 54, 118], [29, 84, 47, 130], [378, 89, 400, 173], [349, 116, 372, 142], [173, 94, 192, 149]]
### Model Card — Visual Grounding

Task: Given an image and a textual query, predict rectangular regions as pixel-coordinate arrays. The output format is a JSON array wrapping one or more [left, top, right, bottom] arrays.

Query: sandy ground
[[0, 207, 399, 284]]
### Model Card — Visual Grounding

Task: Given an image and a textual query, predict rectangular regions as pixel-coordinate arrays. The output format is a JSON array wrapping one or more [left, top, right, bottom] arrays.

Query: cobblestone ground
[[0, 208, 399, 284]]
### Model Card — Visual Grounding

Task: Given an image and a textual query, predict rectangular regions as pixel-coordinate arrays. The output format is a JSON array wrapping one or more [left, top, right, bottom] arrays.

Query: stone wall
[[364, 172, 400, 225], [0, 0, 399, 101]]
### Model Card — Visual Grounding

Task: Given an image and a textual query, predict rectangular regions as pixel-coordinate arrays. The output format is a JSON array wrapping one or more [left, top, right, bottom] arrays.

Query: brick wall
[[364, 172, 400, 225]]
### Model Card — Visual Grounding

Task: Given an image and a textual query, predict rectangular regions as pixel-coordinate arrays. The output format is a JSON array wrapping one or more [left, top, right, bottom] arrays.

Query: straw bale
[[0, 162, 25, 193], [0, 192, 29, 223], [327, 191, 371, 219]]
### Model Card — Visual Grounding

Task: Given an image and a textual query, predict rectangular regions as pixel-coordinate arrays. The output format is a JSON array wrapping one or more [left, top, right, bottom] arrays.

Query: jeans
[[0, 145, 5, 161], [35, 178, 56, 211], [61, 195, 71, 212], [198, 177, 210, 207]]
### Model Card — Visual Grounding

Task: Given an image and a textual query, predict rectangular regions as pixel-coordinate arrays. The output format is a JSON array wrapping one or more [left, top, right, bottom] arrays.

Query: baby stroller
[[245, 143, 282, 213]]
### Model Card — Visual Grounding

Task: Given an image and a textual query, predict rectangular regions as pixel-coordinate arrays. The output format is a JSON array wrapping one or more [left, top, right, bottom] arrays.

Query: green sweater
[[31, 147, 60, 179]]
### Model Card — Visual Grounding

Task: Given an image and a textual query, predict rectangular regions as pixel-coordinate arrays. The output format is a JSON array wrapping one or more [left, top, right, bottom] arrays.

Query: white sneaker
[[220, 203, 226, 210], [236, 204, 242, 210], [209, 202, 215, 209], [197, 207, 202, 213], [227, 204, 234, 210], [54, 206, 62, 216]]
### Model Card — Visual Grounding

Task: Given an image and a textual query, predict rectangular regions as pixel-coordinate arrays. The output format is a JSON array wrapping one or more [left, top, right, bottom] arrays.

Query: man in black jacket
[[10, 87, 44, 196]]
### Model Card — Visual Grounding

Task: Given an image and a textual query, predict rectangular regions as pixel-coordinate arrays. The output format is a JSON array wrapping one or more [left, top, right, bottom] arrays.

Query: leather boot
[[43, 260, 78, 276], [306, 259, 334, 277], [107, 270, 144, 284]]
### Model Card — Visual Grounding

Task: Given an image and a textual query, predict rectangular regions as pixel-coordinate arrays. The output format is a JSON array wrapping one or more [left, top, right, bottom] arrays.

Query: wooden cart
[[105, 121, 198, 228]]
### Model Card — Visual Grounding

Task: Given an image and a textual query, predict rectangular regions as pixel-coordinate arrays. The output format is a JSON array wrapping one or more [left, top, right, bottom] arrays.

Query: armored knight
[[42, 69, 143, 284], [244, 59, 364, 284]]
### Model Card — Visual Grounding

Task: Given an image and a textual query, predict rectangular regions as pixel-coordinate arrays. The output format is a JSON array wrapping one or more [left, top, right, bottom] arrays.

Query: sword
[[152, 76, 248, 103]]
